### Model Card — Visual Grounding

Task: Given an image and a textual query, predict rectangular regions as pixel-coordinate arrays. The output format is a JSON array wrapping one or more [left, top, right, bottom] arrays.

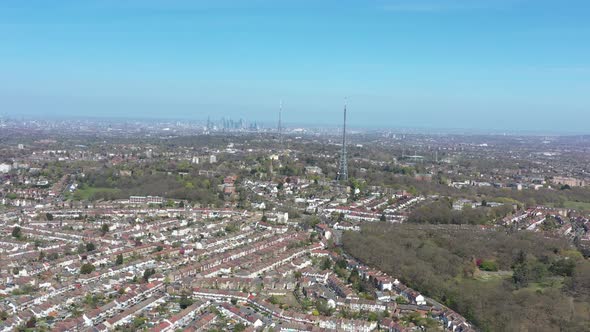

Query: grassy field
[[268, 293, 301, 310], [73, 187, 121, 200], [474, 270, 513, 282], [527, 276, 565, 291], [563, 201, 590, 211]]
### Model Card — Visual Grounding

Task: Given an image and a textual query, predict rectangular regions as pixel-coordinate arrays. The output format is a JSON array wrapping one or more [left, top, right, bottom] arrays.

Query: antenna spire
[[278, 100, 283, 149], [337, 99, 349, 182]]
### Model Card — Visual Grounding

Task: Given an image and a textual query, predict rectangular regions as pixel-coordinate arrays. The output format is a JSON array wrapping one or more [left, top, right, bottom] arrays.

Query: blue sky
[[1, 0, 589, 132]]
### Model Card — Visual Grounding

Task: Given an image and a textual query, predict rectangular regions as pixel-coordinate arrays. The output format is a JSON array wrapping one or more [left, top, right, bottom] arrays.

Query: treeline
[[342, 224, 590, 331], [78, 168, 223, 205], [350, 161, 590, 208], [407, 198, 514, 225]]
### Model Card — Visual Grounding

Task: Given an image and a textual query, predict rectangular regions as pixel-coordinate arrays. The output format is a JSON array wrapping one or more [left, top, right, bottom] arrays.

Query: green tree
[[321, 257, 332, 270], [179, 295, 193, 309], [395, 296, 408, 304], [336, 258, 347, 269], [314, 299, 333, 316], [550, 259, 576, 277], [100, 224, 109, 236], [86, 242, 96, 252], [479, 260, 499, 272], [133, 315, 147, 328], [143, 268, 156, 282], [368, 312, 379, 321], [512, 263, 530, 288], [11, 226, 22, 239], [115, 253, 123, 265], [77, 243, 86, 254], [80, 263, 95, 275]]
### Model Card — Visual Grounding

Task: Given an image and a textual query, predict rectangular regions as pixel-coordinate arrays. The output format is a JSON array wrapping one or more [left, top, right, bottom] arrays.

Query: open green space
[[563, 200, 590, 211], [473, 270, 513, 282], [70, 168, 224, 205]]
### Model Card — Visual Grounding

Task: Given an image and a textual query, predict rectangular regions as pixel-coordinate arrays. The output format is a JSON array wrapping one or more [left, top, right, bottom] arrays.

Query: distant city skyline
[[4, 113, 589, 136], [1, 0, 589, 132]]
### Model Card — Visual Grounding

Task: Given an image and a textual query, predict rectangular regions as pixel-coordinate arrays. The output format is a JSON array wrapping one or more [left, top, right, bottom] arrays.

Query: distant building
[[305, 166, 323, 175], [453, 199, 476, 211], [277, 212, 289, 223], [129, 196, 164, 204], [119, 170, 132, 177], [0, 163, 12, 173], [552, 176, 586, 187], [508, 183, 524, 191], [192, 155, 217, 164]]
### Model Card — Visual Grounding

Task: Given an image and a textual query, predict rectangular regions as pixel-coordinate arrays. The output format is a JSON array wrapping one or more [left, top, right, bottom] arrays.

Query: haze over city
[[1, 0, 589, 132]]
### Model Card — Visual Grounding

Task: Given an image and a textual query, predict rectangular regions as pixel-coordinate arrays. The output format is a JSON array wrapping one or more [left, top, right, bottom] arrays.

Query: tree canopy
[[343, 223, 590, 331]]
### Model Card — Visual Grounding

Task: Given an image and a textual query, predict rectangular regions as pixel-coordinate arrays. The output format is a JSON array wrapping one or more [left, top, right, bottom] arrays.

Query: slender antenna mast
[[337, 99, 349, 182], [278, 100, 283, 149]]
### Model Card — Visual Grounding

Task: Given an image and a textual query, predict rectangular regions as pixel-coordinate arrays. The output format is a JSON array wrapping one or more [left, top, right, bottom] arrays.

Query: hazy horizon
[[4, 112, 590, 136], [1, 0, 589, 133]]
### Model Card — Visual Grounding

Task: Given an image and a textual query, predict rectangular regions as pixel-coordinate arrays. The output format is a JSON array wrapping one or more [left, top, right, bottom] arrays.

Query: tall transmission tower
[[336, 101, 348, 182], [278, 101, 283, 149]]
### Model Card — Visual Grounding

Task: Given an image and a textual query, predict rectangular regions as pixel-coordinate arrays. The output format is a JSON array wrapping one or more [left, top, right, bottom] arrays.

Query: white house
[[415, 294, 426, 306]]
